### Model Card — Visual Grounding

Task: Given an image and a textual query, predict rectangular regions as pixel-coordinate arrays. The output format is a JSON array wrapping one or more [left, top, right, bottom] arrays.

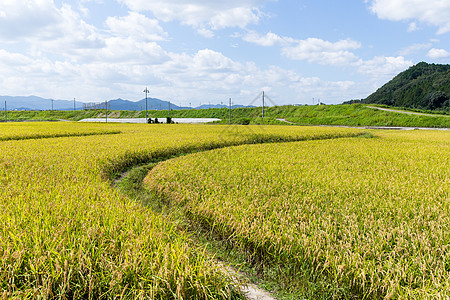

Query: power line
[[143, 87, 149, 122], [229, 98, 231, 125], [262, 91, 265, 118]]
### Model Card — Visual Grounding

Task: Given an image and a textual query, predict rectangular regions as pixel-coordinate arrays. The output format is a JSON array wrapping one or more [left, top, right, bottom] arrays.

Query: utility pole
[[51, 99, 54, 111], [262, 91, 265, 118], [168, 101, 171, 118], [73, 98, 76, 111], [143, 87, 149, 122], [229, 98, 231, 125], [105, 100, 108, 123], [4, 101, 6, 123]]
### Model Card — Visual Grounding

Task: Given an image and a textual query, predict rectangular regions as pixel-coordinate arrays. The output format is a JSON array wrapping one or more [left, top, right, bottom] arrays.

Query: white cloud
[[245, 32, 412, 86], [0, 2, 105, 57], [117, 0, 266, 31], [209, 7, 260, 29], [197, 28, 215, 38], [289, 77, 360, 104], [356, 56, 413, 79], [295, 77, 355, 93], [399, 43, 432, 56], [407, 22, 419, 32], [281, 38, 361, 66], [0, 48, 83, 97], [99, 38, 169, 64], [106, 12, 168, 41], [243, 31, 295, 46], [427, 48, 450, 59], [0, 4, 170, 66], [192, 49, 236, 72], [50, 5, 105, 50], [368, 0, 450, 34], [0, 0, 61, 41], [0, 49, 34, 66]]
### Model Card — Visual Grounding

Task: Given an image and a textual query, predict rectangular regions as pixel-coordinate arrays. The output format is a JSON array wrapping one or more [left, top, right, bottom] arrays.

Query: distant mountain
[[0, 95, 82, 111], [363, 62, 450, 111], [0, 95, 188, 111], [1, 95, 256, 111], [109, 98, 190, 110]]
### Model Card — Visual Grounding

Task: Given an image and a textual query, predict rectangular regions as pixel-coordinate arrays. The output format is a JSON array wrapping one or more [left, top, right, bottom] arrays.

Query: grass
[[149, 103, 450, 127], [144, 129, 450, 299], [4, 103, 450, 127], [275, 104, 450, 127]]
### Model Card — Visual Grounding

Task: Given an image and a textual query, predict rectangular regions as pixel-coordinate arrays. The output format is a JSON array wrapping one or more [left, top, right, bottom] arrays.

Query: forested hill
[[363, 62, 450, 111]]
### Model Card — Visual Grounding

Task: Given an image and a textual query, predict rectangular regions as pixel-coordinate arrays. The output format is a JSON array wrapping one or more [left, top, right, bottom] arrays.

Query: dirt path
[[242, 283, 276, 300], [218, 263, 276, 300], [366, 106, 450, 117]]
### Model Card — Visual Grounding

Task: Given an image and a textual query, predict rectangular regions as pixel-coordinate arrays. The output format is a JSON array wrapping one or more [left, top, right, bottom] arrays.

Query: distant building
[[83, 102, 110, 110]]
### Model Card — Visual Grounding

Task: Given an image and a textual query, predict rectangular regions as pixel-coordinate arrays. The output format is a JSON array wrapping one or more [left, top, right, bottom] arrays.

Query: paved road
[[366, 106, 449, 117], [276, 118, 296, 124]]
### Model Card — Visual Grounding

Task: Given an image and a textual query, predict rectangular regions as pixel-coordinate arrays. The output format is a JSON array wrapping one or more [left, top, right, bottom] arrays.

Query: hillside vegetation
[[363, 62, 450, 111]]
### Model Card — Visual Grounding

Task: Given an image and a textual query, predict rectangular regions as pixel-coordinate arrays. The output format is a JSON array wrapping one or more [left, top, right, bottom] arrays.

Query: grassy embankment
[[128, 104, 450, 127], [3, 104, 450, 127]]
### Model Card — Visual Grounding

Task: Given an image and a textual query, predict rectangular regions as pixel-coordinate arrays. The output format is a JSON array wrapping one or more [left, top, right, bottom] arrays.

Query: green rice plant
[[144, 130, 450, 299]]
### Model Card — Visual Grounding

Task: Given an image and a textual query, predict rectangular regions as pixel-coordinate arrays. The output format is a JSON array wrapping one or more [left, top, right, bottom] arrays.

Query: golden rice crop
[[0, 122, 364, 298], [144, 130, 450, 299]]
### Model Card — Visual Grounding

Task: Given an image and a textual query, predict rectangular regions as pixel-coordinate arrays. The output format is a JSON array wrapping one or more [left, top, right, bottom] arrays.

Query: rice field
[[144, 130, 450, 299], [0, 122, 364, 298]]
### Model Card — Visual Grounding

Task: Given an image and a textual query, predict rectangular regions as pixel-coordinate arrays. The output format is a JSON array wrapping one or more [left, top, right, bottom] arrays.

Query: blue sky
[[0, 0, 449, 106]]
